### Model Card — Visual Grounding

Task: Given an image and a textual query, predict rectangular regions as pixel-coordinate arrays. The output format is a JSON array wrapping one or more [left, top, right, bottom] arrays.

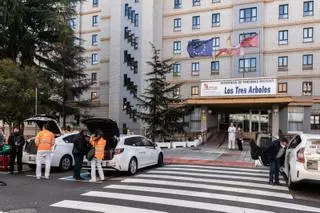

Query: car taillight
[[297, 148, 305, 163], [114, 148, 124, 155]]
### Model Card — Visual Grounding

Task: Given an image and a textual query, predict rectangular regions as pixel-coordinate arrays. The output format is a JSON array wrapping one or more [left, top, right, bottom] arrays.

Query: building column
[[272, 105, 280, 137], [249, 110, 252, 132], [201, 106, 208, 132], [258, 110, 261, 132]]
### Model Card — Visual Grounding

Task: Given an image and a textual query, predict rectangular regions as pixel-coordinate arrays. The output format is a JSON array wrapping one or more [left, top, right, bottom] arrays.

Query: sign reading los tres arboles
[[201, 78, 277, 97]]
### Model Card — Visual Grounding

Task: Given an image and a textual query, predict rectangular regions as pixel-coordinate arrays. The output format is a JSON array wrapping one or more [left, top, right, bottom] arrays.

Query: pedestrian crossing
[[50, 164, 320, 213]]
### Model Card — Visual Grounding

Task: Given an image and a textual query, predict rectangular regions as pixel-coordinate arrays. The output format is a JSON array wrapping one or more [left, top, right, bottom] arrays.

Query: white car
[[283, 132, 320, 188], [82, 118, 164, 175], [22, 115, 76, 171]]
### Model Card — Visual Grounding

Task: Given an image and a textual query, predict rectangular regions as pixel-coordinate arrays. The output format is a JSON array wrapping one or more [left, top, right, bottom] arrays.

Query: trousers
[[36, 151, 52, 179], [90, 158, 104, 181], [269, 159, 280, 183], [73, 153, 84, 179], [10, 148, 23, 172], [228, 139, 235, 149]]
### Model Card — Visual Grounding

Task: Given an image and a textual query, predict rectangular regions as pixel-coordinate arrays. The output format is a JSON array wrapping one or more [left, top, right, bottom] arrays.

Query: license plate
[[29, 156, 35, 161], [307, 160, 318, 170]]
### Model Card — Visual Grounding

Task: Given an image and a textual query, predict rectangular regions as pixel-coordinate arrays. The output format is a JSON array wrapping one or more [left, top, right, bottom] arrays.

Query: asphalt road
[[0, 164, 319, 213]]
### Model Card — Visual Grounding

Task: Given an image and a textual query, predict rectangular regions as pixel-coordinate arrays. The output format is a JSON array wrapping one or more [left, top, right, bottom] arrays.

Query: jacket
[[35, 129, 55, 151], [89, 136, 107, 160], [72, 133, 88, 155], [263, 140, 284, 163], [8, 133, 25, 152]]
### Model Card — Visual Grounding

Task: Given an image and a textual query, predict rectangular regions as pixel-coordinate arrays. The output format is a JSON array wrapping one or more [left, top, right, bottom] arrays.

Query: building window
[[278, 82, 287, 93], [193, 0, 200, 6], [128, 7, 132, 19], [303, 27, 313, 42], [211, 61, 220, 74], [91, 73, 97, 82], [192, 16, 200, 29], [93, 0, 99, 8], [311, 114, 320, 129], [191, 62, 200, 76], [191, 86, 199, 96], [303, 54, 313, 70], [239, 58, 256, 73], [173, 18, 182, 31], [125, 4, 129, 16], [278, 30, 288, 45], [92, 15, 98, 27], [172, 63, 181, 76], [212, 0, 221, 3], [212, 13, 220, 27], [212, 37, 220, 52], [303, 1, 314, 16], [174, 0, 182, 9], [302, 81, 312, 96], [239, 7, 257, 23], [134, 14, 139, 27], [70, 18, 77, 30], [173, 87, 180, 96], [91, 53, 98, 65], [239, 32, 257, 43], [92, 34, 98, 46], [279, 4, 288, 19], [91, 92, 97, 101], [173, 41, 181, 55], [278, 56, 288, 71]]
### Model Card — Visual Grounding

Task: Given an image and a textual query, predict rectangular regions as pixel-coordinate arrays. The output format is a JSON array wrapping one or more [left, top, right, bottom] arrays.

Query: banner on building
[[201, 78, 277, 97]]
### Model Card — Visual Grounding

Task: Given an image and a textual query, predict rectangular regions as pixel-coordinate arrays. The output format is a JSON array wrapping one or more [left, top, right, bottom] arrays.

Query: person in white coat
[[228, 123, 236, 150]]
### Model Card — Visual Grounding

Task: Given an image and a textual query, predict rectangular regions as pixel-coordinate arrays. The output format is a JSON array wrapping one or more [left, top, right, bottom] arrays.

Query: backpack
[[250, 141, 262, 160]]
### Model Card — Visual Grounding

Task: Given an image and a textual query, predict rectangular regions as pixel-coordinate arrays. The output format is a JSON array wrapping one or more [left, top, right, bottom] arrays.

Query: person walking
[[35, 123, 55, 180], [264, 137, 288, 185], [236, 126, 244, 151], [227, 123, 236, 150], [72, 128, 89, 180], [0, 127, 5, 146], [89, 129, 106, 182], [8, 126, 25, 174]]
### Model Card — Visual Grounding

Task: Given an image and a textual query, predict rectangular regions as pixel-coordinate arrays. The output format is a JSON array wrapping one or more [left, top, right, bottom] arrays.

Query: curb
[[164, 157, 255, 168]]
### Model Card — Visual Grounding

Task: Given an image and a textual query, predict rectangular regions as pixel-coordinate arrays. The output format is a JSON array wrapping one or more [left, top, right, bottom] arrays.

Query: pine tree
[[136, 44, 191, 142]]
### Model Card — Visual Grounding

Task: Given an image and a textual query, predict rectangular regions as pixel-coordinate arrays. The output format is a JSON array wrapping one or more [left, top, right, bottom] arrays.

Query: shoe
[[268, 181, 273, 185], [36, 177, 41, 180], [273, 182, 280, 186], [100, 178, 105, 181], [89, 179, 96, 182], [45, 177, 49, 180]]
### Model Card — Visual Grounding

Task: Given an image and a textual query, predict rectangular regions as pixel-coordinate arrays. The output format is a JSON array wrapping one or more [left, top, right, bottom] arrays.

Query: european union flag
[[187, 38, 213, 58]]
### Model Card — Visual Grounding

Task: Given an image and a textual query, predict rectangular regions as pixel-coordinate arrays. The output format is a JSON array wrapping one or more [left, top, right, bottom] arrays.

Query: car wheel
[[157, 153, 164, 167], [59, 155, 73, 172], [28, 164, 36, 170], [287, 167, 297, 189], [128, 157, 138, 175]]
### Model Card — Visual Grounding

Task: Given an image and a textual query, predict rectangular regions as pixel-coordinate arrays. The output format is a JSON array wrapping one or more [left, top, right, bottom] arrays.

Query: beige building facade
[[74, 0, 320, 137]]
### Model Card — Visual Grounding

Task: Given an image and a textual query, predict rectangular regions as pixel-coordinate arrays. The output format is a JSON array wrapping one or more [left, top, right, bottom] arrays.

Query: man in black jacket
[[8, 126, 25, 174], [264, 137, 288, 185], [72, 128, 89, 180]]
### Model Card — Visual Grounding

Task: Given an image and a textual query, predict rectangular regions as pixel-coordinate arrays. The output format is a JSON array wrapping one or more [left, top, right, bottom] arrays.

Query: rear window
[[305, 139, 320, 154]]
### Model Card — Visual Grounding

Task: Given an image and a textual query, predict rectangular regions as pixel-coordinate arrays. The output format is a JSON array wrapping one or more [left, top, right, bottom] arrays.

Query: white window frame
[[92, 15, 99, 27], [173, 41, 182, 55], [239, 7, 257, 23], [278, 30, 288, 45], [239, 58, 256, 73], [192, 16, 200, 29], [212, 13, 220, 27], [91, 53, 98, 65], [303, 1, 314, 16], [279, 4, 288, 19], [303, 27, 313, 43], [302, 81, 312, 96], [92, 34, 98, 46], [191, 62, 200, 76], [173, 63, 181, 76], [174, 18, 182, 31], [278, 56, 288, 70], [191, 86, 199, 96]]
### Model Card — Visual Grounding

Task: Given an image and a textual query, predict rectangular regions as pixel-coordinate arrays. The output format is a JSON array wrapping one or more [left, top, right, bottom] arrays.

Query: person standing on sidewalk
[[228, 123, 236, 150], [264, 137, 288, 185], [236, 126, 244, 151], [72, 128, 89, 180], [35, 123, 55, 180], [8, 126, 25, 174], [89, 129, 106, 182]]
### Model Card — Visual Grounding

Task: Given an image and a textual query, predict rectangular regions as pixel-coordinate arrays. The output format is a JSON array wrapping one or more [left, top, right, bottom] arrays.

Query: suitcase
[[0, 155, 10, 171]]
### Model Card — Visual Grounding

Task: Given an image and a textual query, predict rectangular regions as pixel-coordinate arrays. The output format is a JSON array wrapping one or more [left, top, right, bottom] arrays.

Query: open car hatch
[[25, 114, 61, 135]]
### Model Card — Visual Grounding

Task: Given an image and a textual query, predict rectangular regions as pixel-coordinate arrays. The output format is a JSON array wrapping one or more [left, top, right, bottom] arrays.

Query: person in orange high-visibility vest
[[89, 129, 106, 182], [35, 123, 55, 179]]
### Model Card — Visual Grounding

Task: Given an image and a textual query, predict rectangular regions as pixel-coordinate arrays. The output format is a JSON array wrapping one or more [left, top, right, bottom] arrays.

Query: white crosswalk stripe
[[50, 164, 320, 213]]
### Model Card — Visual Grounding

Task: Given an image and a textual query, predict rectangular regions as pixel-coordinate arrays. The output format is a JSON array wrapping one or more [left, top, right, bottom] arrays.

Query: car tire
[[287, 167, 297, 189], [59, 155, 73, 172], [128, 157, 138, 175], [157, 153, 164, 167], [28, 164, 36, 170]]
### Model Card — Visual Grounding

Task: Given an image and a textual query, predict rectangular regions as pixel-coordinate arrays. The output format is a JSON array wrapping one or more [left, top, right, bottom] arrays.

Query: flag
[[240, 34, 259, 47], [187, 38, 213, 58], [215, 47, 241, 58]]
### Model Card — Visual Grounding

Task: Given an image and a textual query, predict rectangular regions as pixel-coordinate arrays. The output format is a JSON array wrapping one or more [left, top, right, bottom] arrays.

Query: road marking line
[[82, 191, 275, 213], [148, 170, 285, 183], [51, 200, 168, 213], [122, 178, 292, 199], [139, 173, 288, 191], [158, 167, 269, 177], [106, 185, 320, 213], [165, 164, 269, 173]]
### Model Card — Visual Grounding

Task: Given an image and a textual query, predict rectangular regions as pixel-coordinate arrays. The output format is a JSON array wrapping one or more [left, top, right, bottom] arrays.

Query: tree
[[0, 59, 36, 127], [136, 44, 191, 142]]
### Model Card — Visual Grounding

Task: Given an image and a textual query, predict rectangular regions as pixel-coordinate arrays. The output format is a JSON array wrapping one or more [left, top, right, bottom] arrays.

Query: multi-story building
[[74, 0, 320, 138]]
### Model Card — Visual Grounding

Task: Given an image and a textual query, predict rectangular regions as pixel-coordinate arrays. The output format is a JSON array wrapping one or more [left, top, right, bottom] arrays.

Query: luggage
[[0, 144, 11, 155], [0, 155, 10, 171]]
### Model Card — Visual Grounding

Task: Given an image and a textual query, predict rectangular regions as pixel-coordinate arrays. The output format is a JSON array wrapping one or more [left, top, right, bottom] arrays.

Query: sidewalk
[[163, 141, 255, 168]]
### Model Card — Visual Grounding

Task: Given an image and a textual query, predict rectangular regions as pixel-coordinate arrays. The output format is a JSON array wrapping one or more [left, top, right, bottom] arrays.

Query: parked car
[[82, 118, 164, 175], [22, 115, 76, 171], [282, 132, 320, 189]]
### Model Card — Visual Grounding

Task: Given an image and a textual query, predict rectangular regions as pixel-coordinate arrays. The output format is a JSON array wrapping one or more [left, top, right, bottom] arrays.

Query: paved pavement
[[163, 141, 254, 167], [0, 164, 319, 213]]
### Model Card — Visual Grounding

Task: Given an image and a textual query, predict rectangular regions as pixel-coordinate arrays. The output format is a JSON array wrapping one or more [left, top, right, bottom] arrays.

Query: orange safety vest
[[35, 130, 55, 151], [90, 136, 106, 160]]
